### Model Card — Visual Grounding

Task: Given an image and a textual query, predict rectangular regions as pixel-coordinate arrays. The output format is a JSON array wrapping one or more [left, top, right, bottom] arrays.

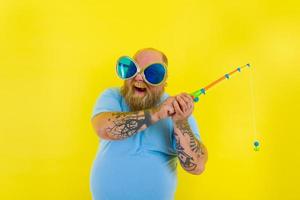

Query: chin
[[133, 91, 147, 97]]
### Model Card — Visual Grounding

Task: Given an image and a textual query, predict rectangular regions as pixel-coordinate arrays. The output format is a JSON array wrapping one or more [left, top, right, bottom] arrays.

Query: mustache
[[120, 82, 164, 111], [133, 81, 148, 89]]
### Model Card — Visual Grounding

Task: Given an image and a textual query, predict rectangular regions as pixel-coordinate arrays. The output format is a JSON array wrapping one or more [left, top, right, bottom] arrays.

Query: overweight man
[[90, 48, 208, 200]]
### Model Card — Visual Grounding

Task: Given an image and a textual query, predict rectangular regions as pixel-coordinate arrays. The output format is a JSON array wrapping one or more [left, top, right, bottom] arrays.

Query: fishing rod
[[189, 63, 260, 151], [190, 63, 251, 102]]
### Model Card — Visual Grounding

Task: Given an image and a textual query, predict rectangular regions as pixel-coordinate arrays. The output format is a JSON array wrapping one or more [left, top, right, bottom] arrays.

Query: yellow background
[[1, 0, 300, 199]]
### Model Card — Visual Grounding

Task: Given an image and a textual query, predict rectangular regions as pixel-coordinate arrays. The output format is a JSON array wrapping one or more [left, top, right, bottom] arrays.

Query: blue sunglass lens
[[144, 64, 166, 85], [116, 57, 137, 79]]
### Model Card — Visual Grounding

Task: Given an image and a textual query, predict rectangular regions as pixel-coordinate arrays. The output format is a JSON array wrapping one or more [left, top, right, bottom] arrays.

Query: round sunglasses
[[116, 56, 167, 86]]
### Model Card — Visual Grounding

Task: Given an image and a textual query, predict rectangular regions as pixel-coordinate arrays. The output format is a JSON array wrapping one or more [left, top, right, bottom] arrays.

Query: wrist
[[173, 118, 188, 126], [149, 107, 160, 124]]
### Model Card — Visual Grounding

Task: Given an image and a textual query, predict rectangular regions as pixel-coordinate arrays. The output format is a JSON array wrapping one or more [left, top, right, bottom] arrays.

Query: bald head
[[133, 48, 168, 68]]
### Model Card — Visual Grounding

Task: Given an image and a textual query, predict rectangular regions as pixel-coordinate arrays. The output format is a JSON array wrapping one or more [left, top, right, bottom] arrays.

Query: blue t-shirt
[[90, 87, 201, 200]]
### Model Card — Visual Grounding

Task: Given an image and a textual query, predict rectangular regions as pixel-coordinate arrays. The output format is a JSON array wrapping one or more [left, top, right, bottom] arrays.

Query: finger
[[173, 100, 184, 115], [182, 93, 194, 107], [176, 95, 188, 112], [181, 94, 191, 105], [167, 105, 175, 115], [182, 94, 194, 109], [166, 96, 175, 105], [183, 93, 194, 102], [179, 93, 193, 111]]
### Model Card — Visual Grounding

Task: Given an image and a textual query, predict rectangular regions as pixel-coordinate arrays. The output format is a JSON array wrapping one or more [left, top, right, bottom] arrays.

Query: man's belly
[[90, 149, 178, 200]]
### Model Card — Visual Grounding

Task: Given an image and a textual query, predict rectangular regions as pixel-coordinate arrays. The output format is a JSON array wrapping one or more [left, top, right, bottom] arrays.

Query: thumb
[[167, 105, 175, 116]]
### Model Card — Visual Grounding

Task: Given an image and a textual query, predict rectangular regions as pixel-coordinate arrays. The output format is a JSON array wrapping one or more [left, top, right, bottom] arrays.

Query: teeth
[[134, 83, 146, 89]]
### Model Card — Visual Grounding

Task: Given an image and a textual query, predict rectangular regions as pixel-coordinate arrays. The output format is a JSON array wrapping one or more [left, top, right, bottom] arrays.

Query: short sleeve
[[187, 115, 201, 141], [91, 88, 122, 119]]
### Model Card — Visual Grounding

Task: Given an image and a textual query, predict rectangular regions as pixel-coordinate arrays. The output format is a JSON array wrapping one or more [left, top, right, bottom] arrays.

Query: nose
[[134, 72, 144, 82]]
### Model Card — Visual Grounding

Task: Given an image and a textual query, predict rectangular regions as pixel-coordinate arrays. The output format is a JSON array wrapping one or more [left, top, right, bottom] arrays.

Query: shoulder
[[159, 92, 170, 103], [91, 87, 123, 118], [100, 87, 122, 98]]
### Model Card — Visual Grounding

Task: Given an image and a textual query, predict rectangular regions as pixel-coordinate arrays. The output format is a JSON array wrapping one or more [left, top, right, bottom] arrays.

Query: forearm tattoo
[[174, 135, 197, 171], [106, 110, 151, 139], [174, 120, 205, 171], [176, 121, 205, 156]]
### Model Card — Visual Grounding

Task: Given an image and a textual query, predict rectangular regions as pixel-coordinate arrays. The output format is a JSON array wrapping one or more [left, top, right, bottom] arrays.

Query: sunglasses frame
[[116, 56, 168, 86]]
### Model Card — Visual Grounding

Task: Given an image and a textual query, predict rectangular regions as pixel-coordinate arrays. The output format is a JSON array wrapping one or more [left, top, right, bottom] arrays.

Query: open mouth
[[133, 83, 147, 95], [135, 86, 146, 92]]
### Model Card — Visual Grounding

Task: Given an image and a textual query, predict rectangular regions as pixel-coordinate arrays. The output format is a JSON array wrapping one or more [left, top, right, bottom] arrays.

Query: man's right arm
[[91, 109, 162, 140]]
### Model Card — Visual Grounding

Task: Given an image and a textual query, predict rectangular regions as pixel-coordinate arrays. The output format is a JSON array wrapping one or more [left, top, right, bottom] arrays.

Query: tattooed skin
[[174, 134, 197, 171], [176, 120, 205, 156], [105, 111, 151, 139], [174, 120, 205, 172]]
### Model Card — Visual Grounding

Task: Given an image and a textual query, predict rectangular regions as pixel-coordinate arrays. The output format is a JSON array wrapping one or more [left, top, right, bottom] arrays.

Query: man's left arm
[[172, 93, 208, 175]]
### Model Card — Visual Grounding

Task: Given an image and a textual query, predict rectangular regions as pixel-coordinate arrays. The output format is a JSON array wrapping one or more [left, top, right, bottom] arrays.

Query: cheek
[[125, 80, 133, 87]]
